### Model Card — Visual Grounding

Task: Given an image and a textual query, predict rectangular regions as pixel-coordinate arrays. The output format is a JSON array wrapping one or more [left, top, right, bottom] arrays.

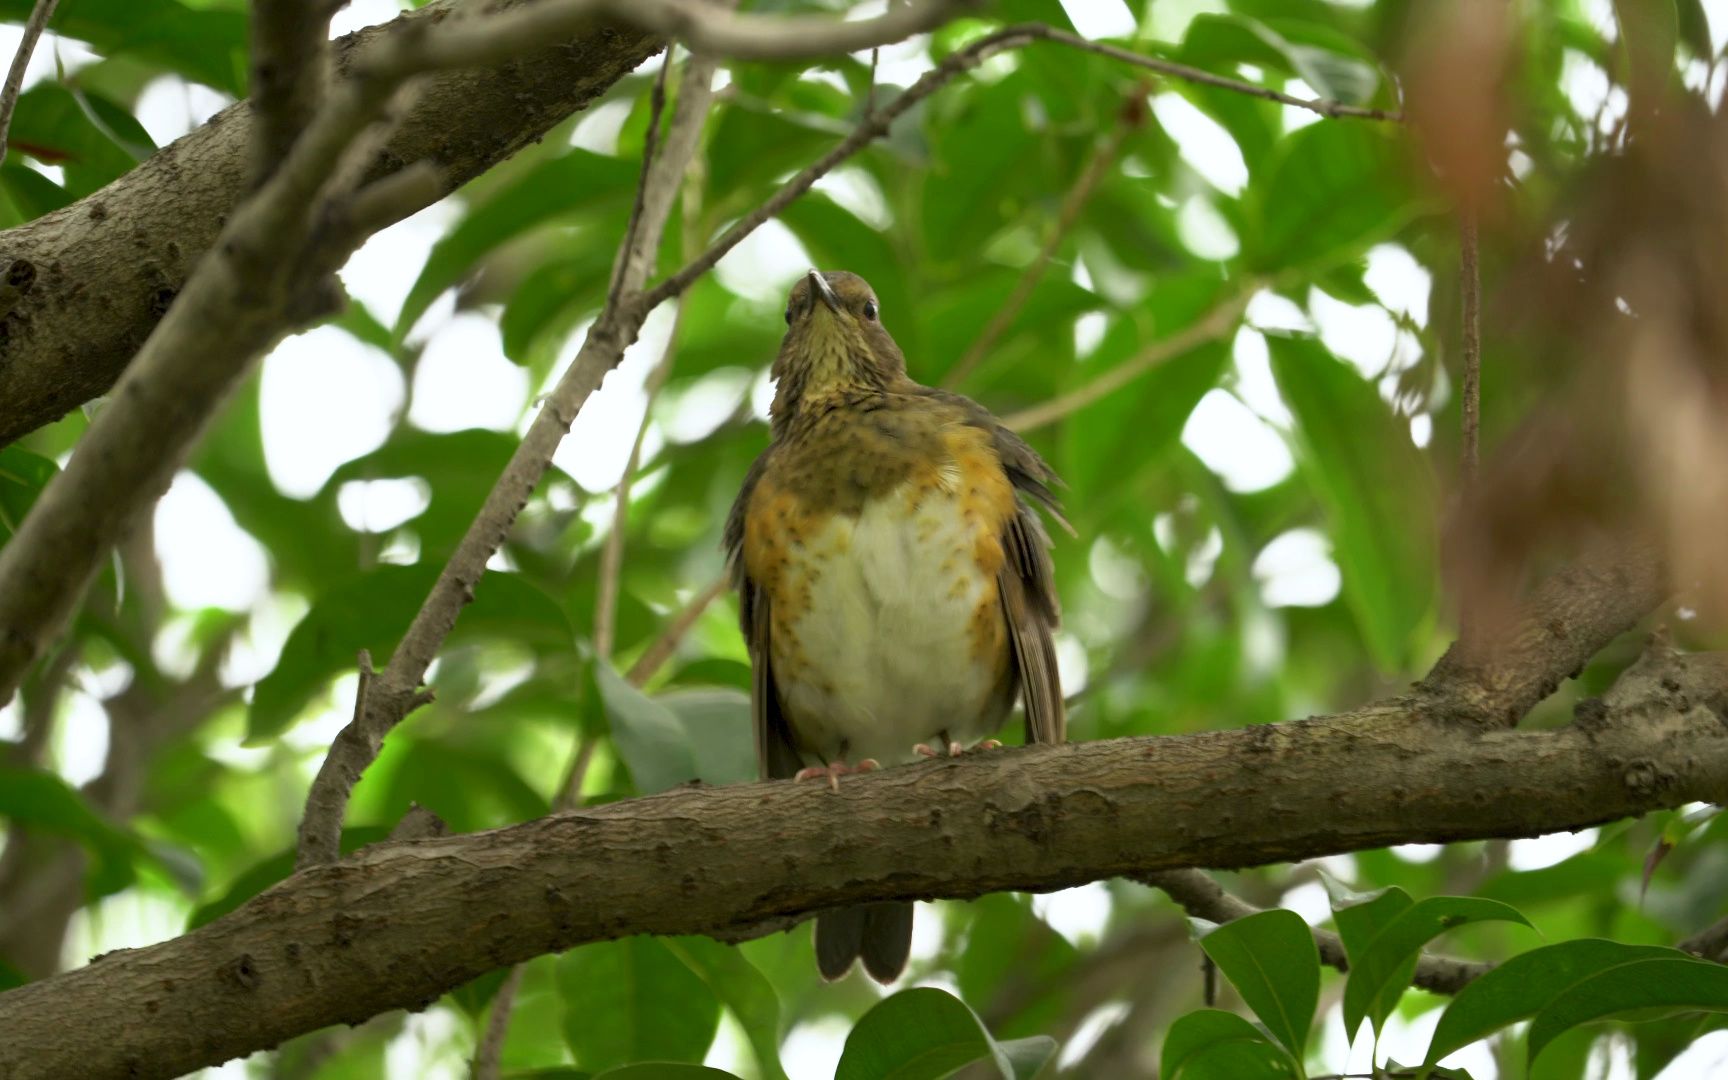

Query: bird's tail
[[815, 901, 913, 984]]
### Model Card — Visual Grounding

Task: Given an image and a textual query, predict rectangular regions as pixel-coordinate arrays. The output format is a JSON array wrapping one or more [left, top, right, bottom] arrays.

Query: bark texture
[[0, 0, 660, 446], [0, 645, 1722, 1080]]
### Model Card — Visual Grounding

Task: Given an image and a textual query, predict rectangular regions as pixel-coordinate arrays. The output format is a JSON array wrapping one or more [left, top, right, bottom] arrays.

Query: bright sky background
[[3, 0, 1727, 1076]]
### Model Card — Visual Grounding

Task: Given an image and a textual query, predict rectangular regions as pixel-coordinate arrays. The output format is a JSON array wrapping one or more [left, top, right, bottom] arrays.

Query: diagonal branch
[[3, 645, 1724, 1079], [0, 0, 58, 171], [248, 0, 335, 182]]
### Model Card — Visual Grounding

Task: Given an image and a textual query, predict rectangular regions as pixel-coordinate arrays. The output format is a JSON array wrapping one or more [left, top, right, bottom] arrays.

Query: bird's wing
[[999, 499, 1065, 746], [724, 456, 804, 779]]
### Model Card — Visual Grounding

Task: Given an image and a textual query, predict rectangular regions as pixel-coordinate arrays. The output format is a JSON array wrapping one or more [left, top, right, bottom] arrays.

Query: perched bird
[[724, 269, 1067, 984]]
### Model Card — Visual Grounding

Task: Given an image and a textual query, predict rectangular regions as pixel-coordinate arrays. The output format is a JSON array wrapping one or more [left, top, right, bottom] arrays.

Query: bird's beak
[[807, 270, 841, 314]]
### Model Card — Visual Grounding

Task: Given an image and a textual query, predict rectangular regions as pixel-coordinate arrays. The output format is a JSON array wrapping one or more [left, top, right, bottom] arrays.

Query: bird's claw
[[795, 759, 879, 792], [915, 738, 1004, 759]]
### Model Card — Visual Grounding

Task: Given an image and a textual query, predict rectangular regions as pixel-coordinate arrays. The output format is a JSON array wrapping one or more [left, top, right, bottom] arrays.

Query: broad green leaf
[[1160, 1009, 1299, 1080], [1244, 122, 1419, 273], [657, 688, 756, 787], [0, 766, 140, 897], [1180, 14, 1380, 105], [0, 0, 248, 95], [1193, 910, 1319, 1060], [1268, 334, 1436, 670], [7, 85, 143, 198], [558, 937, 720, 1071], [187, 826, 391, 929], [594, 663, 699, 794], [1324, 877, 1414, 1033], [0, 959, 24, 990], [1528, 956, 1728, 1066], [0, 162, 69, 220], [394, 148, 638, 339], [500, 242, 616, 364], [664, 937, 789, 1080], [955, 893, 1079, 1039], [1342, 896, 1534, 1042], [834, 986, 1058, 1080], [1426, 940, 1680, 1066], [248, 565, 573, 742]]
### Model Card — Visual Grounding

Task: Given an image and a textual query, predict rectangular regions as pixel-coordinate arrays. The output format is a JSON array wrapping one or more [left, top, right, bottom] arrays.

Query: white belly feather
[[773, 483, 1007, 765]]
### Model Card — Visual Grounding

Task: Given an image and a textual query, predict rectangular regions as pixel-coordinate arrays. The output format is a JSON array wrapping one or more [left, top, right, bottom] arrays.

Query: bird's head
[[770, 270, 907, 428]]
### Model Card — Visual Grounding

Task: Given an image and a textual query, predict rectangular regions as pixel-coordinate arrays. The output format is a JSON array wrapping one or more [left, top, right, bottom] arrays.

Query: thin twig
[[1001, 284, 1257, 433], [623, 575, 729, 687], [0, 0, 59, 171], [1142, 868, 1493, 995], [942, 103, 1137, 388], [469, 964, 526, 1080], [594, 299, 691, 660], [604, 53, 673, 317], [1459, 213, 1481, 489], [249, 0, 335, 183]]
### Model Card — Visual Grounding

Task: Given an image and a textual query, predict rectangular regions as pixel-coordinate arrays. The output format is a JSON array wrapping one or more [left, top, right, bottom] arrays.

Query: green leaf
[[1342, 896, 1534, 1042], [664, 937, 789, 1080], [187, 827, 392, 929], [0, 958, 25, 991], [656, 688, 756, 787], [1268, 334, 1437, 670], [0, 765, 139, 898], [1527, 956, 1728, 1066], [394, 148, 639, 339], [1426, 940, 1681, 1066], [0, 162, 69, 220], [558, 938, 721, 1071], [1244, 122, 1419, 273], [0, 0, 249, 96], [594, 663, 699, 794], [1193, 909, 1319, 1060], [593, 1067, 743, 1080], [0, 445, 57, 547], [1180, 14, 1380, 105], [1160, 1009, 1300, 1080], [834, 986, 1057, 1080], [248, 565, 573, 742], [1324, 878, 1414, 1034], [6, 85, 143, 198]]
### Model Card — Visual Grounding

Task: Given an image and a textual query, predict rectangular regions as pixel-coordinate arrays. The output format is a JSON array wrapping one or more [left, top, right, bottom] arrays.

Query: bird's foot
[[914, 741, 968, 759], [795, 759, 879, 792]]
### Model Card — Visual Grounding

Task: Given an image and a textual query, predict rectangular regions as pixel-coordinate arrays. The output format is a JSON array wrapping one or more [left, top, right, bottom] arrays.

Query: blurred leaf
[[1342, 896, 1533, 1041], [249, 565, 573, 742], [0, 959, 24, 990], [0, 445, 56, 546], [1426, 939, 1681, 1066], [656, 688, 755, 787], [593, 1068, 742, 1080], [1160, 1009, 1299, 1080], [558, 937, 720, 1071], [1527, 956, 1728, 1067], [395, 148, 638, 339], [955, 893, 1078, 1039], [0, 766, 139, 897], [834, 986, 1057, 1080], [7, 85, 144, 198], [1179, 14, 1380, 104], [188, 826, 391, 929], [0, 162, 69, 220], [1193, 909, 1318, 1059], [1268, 334, 1437, 670], [594, 663, 698, 794], [1245, 122, 1419, 273], [664, 937, 789, 1080], [0, 0, 248, 95]]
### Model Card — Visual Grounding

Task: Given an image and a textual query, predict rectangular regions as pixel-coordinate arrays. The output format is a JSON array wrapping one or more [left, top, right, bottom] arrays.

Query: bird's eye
[[863, 299, 879, 321], [784, 306, 793, 326]]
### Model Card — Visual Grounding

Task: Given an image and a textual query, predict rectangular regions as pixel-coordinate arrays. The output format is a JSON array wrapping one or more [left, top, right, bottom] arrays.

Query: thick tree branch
[[1419, 536, 1666, 725], [0, 0, 661, 447], [2, 646, 1723, 1079]]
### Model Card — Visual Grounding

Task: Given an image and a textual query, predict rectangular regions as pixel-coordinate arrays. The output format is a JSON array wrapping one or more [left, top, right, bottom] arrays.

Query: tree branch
[[1001, 283, 1257, 433], [0, 0, 662, 447], [1142, 868, 1492, 995], [294, 42, 724, 868], [2, 646, 1723, 1079], [0, 0, 58, 171], [248, 0, 334, 182]]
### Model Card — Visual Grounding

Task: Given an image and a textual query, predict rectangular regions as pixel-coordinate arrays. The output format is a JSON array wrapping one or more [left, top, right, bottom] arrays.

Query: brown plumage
[[724, 269, 1066, 983]]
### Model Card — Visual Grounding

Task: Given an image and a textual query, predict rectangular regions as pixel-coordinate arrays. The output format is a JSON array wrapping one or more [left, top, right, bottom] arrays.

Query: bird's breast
[[744, 425, 1018, 763]]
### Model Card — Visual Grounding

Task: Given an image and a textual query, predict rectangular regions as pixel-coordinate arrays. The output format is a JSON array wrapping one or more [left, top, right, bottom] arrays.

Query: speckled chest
[[741, 398, 1019, 760]]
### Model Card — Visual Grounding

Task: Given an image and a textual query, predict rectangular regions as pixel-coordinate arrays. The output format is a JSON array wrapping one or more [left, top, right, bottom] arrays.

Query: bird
[[724, 269, 1067, 984]]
